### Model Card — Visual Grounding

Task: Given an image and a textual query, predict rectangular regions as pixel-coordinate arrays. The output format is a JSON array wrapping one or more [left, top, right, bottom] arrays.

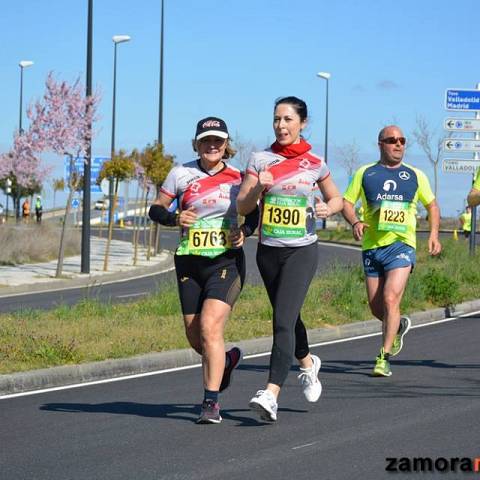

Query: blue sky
[[2, 0, 479, 215]]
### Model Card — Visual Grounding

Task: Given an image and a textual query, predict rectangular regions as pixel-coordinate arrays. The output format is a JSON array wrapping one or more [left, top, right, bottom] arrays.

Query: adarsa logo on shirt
[[376, 193, 404, 201]]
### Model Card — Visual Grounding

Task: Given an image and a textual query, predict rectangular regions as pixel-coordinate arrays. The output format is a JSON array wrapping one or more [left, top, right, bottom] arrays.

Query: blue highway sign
[[64, 156, 108, 193], [445, 89, 480, 111]]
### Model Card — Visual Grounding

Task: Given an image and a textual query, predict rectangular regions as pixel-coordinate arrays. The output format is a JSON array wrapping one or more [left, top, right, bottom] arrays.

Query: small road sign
[[442, 159, 480, 174], [444, 118, 480, 132], [443, 139, 480, 152], [71, 198, 80, 209], [445, 89, 480, 111]]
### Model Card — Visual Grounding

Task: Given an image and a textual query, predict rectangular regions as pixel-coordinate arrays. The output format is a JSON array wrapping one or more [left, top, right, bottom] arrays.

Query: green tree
[[137, 142, 175, 256], [98, 149, 135, 271], [51, 177, 65, 209]]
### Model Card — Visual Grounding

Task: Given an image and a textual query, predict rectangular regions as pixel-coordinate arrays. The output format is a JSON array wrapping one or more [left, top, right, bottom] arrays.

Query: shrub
[[421, 268, 461, 306]]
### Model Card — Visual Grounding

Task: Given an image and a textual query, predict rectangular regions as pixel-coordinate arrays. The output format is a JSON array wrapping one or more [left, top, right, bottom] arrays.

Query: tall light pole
[[158, 0, 164, 145], [317, 71, 330, 229], [19, 60, 34, 134], [81, 0, 93, 274], [109, 35, 131, 225]]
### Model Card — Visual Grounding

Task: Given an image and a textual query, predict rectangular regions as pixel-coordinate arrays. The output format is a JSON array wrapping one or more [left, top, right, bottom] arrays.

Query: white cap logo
[[202, 120, 220, 128]]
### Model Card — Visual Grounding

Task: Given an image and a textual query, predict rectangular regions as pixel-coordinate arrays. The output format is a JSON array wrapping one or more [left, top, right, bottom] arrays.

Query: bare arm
[[316, 175, 343, 216], [425, 199, 442, 255], [152, 191, 173, 209], [467, 188, 480, 208], [237, 168, 274, 215], [342, 199, 368, 241]]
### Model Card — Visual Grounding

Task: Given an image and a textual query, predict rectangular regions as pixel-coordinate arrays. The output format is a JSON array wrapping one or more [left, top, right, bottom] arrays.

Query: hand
[[314, 197, 331, 219], [178, 206, 197, 227], [258, 164, 274, 191], [428, 236, 442, 256], [352, 221, 368, 241], [229, 226, 245, 248]]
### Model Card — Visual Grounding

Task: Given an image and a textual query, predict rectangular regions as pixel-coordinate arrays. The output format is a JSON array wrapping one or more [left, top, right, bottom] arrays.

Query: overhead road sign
[[64, 156, 108, 193], [444, 118, 480, 132], [445, 89, 480, 111], [442, 159, 480, 174], [443, 139, 480, 152]]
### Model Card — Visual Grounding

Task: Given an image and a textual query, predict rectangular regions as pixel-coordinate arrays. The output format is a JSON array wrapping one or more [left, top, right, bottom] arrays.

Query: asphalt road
[[1, 312, 479, 479], [0, 230, 361, 313]]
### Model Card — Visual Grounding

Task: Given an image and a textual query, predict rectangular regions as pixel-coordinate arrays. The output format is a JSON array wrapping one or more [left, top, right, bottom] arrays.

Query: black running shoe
[[219, 347, 243, 392]]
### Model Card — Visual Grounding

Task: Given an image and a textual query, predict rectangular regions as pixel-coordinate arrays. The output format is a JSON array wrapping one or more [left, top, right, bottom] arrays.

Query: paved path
[[0, 236, 169, 288]]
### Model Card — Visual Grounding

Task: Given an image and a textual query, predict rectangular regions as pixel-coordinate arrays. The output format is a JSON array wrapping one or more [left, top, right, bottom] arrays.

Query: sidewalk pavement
[[0, 236, 175, 296]]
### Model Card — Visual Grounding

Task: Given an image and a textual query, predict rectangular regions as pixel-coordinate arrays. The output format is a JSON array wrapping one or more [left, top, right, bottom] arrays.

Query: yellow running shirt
[[344, 162, 435, 250]]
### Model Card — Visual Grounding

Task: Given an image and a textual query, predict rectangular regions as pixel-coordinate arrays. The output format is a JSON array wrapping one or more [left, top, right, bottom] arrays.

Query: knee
[[383, 292, 400, 311], [200, 315, 224, 346]]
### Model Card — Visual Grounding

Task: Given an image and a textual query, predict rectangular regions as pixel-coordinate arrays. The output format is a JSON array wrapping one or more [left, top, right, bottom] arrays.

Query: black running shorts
[[174, 249, 246, 315]]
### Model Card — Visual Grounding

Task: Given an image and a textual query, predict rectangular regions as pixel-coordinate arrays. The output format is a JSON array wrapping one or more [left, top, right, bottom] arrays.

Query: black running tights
[[256, 242, 318, 386]]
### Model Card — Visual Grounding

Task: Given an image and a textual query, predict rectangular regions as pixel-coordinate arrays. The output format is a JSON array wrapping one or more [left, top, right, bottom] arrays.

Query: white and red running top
[[246, 146, 330, 247], [161, 160, 243, 257]]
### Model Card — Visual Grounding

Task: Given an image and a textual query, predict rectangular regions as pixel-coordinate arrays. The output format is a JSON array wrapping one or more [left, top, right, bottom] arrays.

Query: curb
[[1, 298, 479, 397]]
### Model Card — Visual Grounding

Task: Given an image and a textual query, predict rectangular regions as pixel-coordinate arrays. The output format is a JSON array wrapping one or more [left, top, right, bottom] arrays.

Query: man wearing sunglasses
[[343, 125, 441, 377]]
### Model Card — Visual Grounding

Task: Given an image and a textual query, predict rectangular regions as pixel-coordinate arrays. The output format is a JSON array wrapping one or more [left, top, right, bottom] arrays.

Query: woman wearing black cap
[[149, 117, 258, 424]]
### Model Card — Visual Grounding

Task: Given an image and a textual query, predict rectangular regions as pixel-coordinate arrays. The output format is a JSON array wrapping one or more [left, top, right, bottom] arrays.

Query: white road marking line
[[1, 311, 478, 401], [292, 442, 318, 450], [317, 241, 360, 251], [117, 292, 148, 299]]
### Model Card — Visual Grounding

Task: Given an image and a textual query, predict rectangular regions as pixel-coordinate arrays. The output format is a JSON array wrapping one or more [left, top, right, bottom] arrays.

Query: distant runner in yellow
[[459, 206, 472, 239], [343, 125, 442, 377], [467, 169, 480, 207]]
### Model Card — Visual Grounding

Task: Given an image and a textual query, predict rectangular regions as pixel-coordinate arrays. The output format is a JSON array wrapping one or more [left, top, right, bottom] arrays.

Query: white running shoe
[[298, 354, 322, 402], [249, 389, 278, 422]]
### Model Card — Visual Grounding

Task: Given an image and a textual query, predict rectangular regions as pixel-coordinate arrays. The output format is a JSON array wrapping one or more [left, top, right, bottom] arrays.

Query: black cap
[[195, 117, 229, 141]]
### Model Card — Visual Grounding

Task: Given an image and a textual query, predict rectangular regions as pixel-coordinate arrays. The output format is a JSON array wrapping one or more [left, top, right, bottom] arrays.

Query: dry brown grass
[[0, 224, 81, 265]]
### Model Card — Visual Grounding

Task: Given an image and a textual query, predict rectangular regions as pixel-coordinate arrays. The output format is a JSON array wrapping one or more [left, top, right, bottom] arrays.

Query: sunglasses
[[380, 136, 406, 145]]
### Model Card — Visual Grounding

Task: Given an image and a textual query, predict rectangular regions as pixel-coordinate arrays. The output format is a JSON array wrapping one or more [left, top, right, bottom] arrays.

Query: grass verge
[[0, 224, 80, 265], [0, 238, 478, 374]]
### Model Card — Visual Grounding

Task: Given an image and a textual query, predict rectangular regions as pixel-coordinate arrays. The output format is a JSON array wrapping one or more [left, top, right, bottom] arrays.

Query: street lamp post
[[81, 0, 93, 274], [19, 60, 34, 134], [109, 35, 131, 225], [317, 71, 331, 229], [158, 0, 164, 145]]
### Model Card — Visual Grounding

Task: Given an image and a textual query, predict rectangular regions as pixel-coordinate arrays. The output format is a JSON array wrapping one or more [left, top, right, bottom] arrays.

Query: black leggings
[[256, 242, 318, 386]]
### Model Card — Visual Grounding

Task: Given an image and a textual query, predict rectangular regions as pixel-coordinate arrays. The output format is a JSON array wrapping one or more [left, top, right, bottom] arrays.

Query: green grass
[[0, 238, 477, 374]]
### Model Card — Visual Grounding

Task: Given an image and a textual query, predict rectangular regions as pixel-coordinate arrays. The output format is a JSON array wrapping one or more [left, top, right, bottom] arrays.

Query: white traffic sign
[[442, 159, 480, 174], [445, 89, 480, 111], [443, 139, 480, 152], [100, 178, 110, 196], [444, 118, 480, 132]]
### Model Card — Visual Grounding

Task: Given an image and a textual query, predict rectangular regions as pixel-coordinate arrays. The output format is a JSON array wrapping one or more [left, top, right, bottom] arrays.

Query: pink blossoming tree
[[0, 130, 50, 219], [27, 73, 100, 277]]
